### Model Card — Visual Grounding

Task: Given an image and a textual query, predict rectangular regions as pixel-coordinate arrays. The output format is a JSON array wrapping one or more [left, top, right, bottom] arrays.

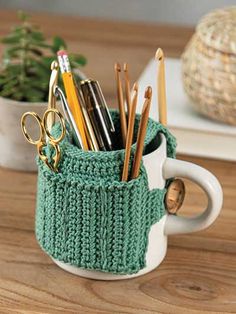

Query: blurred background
[[0, 0, 236, 25]]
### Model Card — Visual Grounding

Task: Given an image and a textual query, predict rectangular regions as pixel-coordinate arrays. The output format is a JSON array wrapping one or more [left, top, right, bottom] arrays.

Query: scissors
[[21, 60, 66, 172], [21, 108, 66, 172]]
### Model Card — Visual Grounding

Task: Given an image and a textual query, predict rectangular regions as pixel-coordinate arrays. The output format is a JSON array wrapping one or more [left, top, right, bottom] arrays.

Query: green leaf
[[27, 47, 43, 57], [0, 77, 9, 85], [30, 80, 48, 92], [17, 10, 30, 22], [0, 75, 19, 86], [4, 46, 22, 56], [1, 34, 21, 44], [24, 87, 45, 102], [30, 42, 52, 49], [30, 59, 49, 72], [3, 50, 18, 61], [1, 69, 20, 80], [14, 26, 25, 33], [0, 85, 19, 98], [2, 78, 19, 89], [12, 91, 24, 101], [3, 64, 22, 76], [52, 36, 67, 53], [70, 54, 87, 67], [0, 11, 87, 102], [29, 31, 45, 42], [40, 56, 57, 68]]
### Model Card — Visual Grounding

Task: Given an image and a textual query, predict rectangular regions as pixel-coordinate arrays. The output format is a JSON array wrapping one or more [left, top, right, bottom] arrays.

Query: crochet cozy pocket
[[35, 111, 176, 274]]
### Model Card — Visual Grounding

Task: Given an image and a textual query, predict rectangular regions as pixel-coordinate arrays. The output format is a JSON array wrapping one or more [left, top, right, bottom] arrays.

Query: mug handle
[[163, 158, 223, 235]]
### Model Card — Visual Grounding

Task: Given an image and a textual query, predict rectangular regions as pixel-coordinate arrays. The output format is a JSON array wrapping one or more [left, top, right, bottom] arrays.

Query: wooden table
[[0, 10, 235, 313]]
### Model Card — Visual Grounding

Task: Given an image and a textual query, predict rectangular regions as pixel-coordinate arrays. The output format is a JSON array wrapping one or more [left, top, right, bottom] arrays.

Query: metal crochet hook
[[48, 61, 59, 130], [55, 86, 84, 149]]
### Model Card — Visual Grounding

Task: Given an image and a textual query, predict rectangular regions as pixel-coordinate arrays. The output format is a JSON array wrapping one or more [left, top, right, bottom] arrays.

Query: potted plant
[[0, 11, 86, 171]]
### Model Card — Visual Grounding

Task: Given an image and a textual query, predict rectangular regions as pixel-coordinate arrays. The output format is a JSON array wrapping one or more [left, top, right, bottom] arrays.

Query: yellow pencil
[[57, 50, 89, 150]]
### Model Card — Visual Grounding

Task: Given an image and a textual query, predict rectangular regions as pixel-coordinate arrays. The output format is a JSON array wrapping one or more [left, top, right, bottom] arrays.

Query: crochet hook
[[131, 86, 152, 179], [155, 48, 167, 126], [122, 82, 138, 182], [55, 86, 84, 149], [124, 63, 131, 123], [114, 62, 127, 147], [47, 60, 59, 131]]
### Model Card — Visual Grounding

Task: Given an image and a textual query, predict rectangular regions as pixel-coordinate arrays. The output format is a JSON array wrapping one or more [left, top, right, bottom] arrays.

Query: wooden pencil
[[122, 82, 138, 181], [131, 86, 152, 179]]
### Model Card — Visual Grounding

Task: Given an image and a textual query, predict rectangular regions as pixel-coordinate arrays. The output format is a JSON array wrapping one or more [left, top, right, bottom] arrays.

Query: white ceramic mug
[[53, 133, 223, 280]]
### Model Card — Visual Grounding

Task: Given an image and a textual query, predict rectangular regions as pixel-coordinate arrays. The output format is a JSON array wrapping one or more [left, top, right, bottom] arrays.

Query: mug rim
[[143, 133, 166, 159]]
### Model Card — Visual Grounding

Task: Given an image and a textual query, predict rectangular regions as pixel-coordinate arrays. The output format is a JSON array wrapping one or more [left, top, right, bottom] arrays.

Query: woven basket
[[181, 7, 236, 125]]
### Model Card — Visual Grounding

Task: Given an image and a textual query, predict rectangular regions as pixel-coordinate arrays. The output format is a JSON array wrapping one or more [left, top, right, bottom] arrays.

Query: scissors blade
[[38, 141, 60, 172]]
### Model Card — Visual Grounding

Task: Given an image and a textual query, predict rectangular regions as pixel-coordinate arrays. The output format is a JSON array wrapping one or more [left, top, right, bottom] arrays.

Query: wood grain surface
[[0, 10, 235, 314]]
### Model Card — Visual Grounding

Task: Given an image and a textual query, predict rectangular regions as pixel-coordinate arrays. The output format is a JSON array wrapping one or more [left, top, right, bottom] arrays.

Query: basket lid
[[196, 6, 236, 55]]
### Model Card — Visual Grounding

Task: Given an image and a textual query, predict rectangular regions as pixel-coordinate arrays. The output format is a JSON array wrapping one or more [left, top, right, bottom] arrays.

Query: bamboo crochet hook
[[114, 62, 127, 147], [131, 86, 152, 179], [122, 82, 138, 182], [155, 48, 167, 126], [124, 63, 131, 122]]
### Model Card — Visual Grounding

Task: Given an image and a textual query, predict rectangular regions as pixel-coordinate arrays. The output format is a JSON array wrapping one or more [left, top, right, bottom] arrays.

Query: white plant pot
[[0, 96, 47, 171], [0, 70, 86, 172]]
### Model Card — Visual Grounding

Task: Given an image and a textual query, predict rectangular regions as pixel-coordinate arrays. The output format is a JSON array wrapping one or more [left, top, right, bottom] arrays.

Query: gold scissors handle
[[43, 108, 66, 144], [21, 109, 66, 172], [21, 111, 45, 145]]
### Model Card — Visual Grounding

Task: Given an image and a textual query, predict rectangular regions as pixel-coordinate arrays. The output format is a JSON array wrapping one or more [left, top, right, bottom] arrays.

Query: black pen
[[80, 79, 115, 151]]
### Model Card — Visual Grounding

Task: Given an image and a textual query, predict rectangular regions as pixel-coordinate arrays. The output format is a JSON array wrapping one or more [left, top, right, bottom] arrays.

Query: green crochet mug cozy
[[36, 111, 176, 275]]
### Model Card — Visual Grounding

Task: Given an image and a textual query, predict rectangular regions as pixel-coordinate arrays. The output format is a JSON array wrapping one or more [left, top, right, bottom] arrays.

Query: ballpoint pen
[[155, 48, 167, 126], [80, 79, 115, 151], [78, 91, 100, 151], [57, 50, 89, 150], [90, 80, 115, 134]]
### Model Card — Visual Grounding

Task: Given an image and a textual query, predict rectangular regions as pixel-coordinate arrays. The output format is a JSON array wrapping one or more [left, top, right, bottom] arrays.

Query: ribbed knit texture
[[35, 111, 176, 274]]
